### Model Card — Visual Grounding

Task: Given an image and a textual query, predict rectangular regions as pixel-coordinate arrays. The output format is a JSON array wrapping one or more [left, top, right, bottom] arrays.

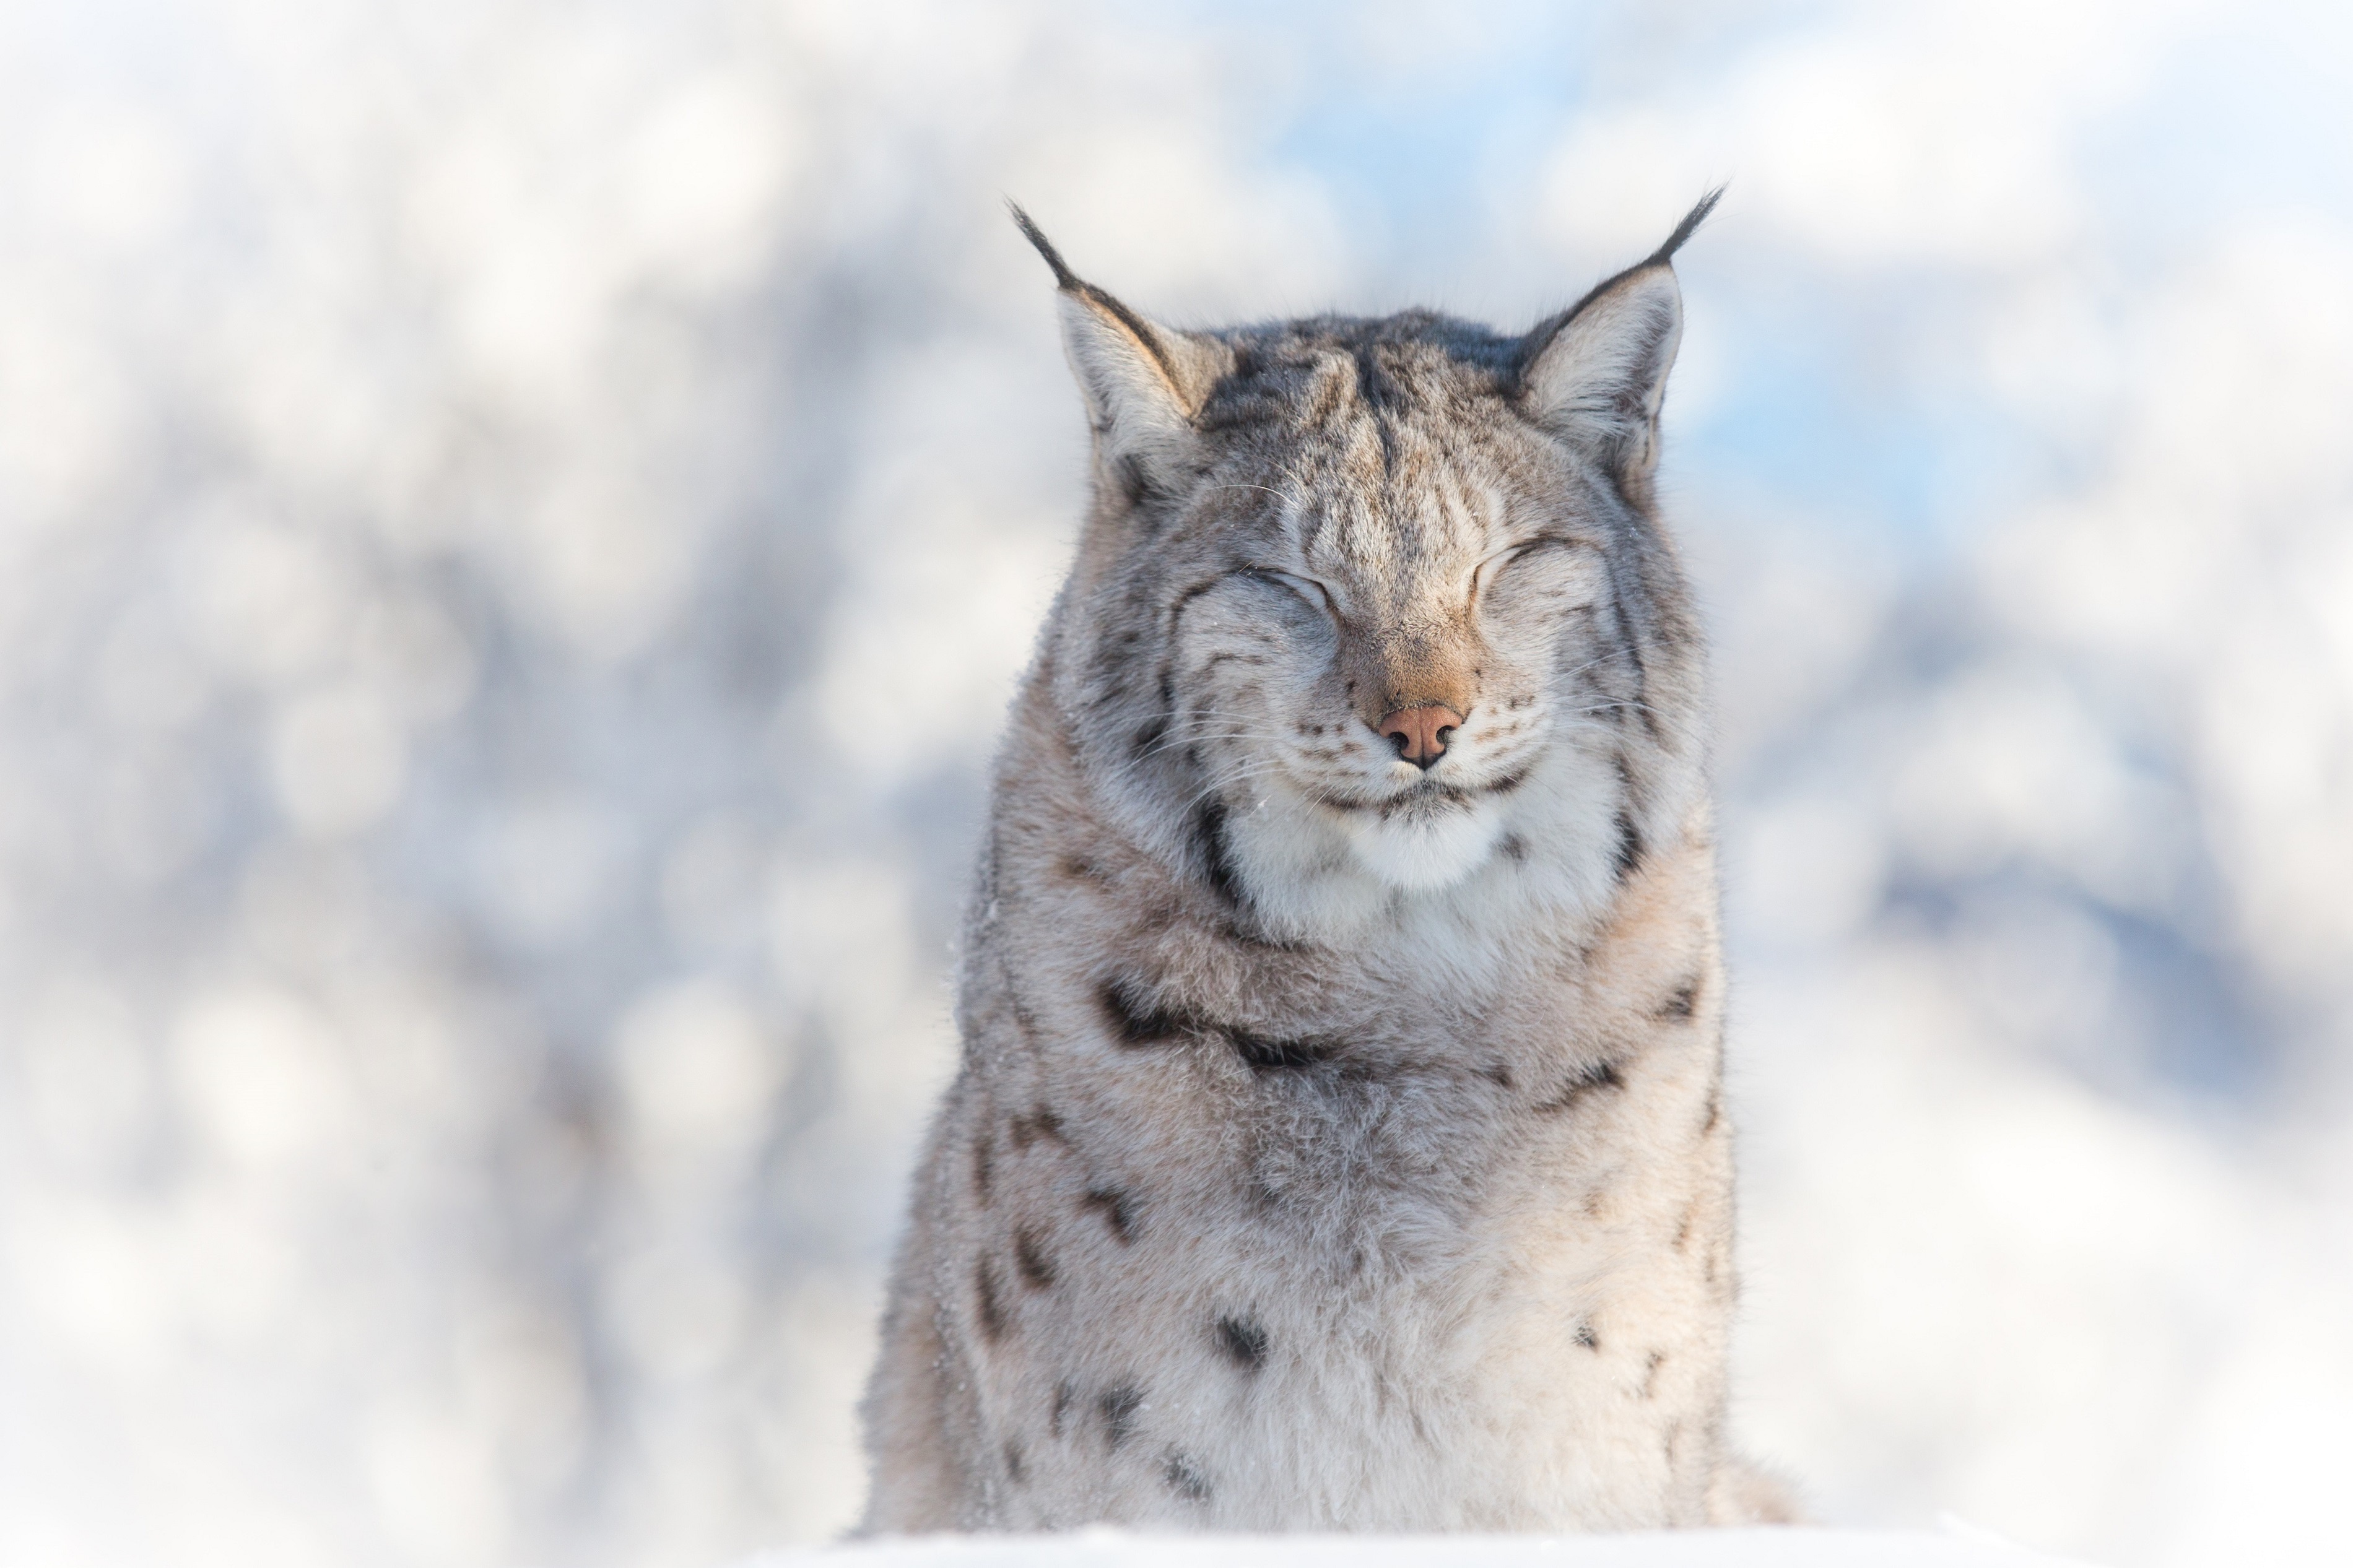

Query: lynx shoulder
[[858, 193, 1794, 1533]]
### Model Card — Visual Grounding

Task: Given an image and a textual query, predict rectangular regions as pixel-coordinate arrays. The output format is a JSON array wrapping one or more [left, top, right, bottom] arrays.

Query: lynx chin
[[858, 191, 1794, 1533]]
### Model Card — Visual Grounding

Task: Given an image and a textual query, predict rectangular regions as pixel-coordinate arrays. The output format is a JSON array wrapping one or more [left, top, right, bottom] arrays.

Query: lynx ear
[[1011, 205, 1227, 490], [1517, 189, 1721, 495]]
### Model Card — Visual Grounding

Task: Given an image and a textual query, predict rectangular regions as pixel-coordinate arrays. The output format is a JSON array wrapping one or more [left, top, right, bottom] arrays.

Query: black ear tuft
[[1644, 186, 1725, 270], [1007, 201, 1081, 292]]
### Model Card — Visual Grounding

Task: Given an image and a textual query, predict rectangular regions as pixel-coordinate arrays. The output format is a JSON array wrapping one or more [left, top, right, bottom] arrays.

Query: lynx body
[[859, 197, 1788, 1533]]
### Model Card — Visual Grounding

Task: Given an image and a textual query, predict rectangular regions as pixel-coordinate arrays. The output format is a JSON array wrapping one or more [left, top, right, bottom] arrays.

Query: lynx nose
[[1377, 706, 1463, 771]]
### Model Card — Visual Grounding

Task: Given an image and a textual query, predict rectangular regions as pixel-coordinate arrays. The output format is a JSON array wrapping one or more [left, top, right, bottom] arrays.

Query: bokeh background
[[4, 1, 2352, 1564]]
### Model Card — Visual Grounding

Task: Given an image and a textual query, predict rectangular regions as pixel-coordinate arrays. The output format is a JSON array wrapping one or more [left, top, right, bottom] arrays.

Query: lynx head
[[1018, 196, 1719, 946]]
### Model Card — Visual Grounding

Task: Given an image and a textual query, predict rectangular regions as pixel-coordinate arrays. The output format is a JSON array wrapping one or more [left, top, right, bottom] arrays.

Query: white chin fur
[[1341, 800, 1505, 891]]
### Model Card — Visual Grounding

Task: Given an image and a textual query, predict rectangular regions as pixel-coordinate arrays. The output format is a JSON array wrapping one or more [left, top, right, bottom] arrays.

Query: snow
[[748, 1530, 2100, 1568]]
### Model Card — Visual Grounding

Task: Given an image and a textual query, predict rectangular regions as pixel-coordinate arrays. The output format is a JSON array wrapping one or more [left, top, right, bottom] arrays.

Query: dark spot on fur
[[1082, 1187, 1138, 1243], [1194, 796, 1244, 906], [1500, 833, 1528, 864], [1353, 342, 1401, 412], [1061, 854, 1113, 885], [1015, 1226, 1056, 1288], [1050, 1381, 1075, 1438], [1100, 1386, 1143, 1449], [1114, 452, 1168, 509], [1228, 1028, 1333, 1072], [1536, 1059, 1622, 1114], [1612, 808, 1643, 881], [1164, 1451, 1212, 1502], [1098, 979, 1184, 1047], [975, 1262, 1006, 1343], [1655, 976, 1699, 1021], [972, 1135, 994, 1203], [1216, 1315, 1268, 1371], [1641, 1350, 1666, 1399], [1634, 675, 1663, 741], [1700, 1085, 1722, 1137], [1200, 649, 1272, 678], [1482, 1063, 1513, 1089], [1087, 625, 1153, 724], [1575, 1321, 1598, 1351], [1004, 1440, 1027, 1485], [1130, 716, 1167, 761], [1485, 766, 1532, 797], [1099, 980, 1325, 1071], [1009, 1107, 1066, 1151], [1600, 573, 1664, 737], [1673, 1200, 1698, 1252]]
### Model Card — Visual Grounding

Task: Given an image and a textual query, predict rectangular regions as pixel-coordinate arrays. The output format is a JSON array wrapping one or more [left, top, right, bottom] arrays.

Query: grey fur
[[859, 197, 1794, 1533]]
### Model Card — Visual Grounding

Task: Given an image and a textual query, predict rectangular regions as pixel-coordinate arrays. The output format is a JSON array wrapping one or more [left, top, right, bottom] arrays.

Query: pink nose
[[1377, 706, 1463, 769]]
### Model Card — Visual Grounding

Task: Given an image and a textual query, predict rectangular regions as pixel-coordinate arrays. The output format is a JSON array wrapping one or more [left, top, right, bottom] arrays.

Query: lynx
[[858, 193, 1791, 1533]]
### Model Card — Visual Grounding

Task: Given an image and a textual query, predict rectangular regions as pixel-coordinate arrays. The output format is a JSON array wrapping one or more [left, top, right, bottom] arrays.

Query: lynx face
[[1166, 380, 1637, 906], [1026, 206, 1711, 943]]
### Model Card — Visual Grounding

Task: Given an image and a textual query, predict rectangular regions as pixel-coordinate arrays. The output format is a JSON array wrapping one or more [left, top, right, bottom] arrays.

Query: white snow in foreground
[[747, 1528, 2100, 1568]]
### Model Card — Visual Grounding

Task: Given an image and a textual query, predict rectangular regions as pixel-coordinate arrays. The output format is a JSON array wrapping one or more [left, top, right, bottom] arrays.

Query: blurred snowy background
[[3, 1, 2351, 1564]]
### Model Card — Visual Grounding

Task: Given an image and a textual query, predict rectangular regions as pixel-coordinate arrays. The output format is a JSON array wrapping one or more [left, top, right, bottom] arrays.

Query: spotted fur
[[858, 193, 1794, 1533]]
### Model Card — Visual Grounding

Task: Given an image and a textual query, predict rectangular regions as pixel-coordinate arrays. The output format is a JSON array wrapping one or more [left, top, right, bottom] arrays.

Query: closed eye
[[1240, 568, 1334, 614], [1474, 536, 1579, 599]]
